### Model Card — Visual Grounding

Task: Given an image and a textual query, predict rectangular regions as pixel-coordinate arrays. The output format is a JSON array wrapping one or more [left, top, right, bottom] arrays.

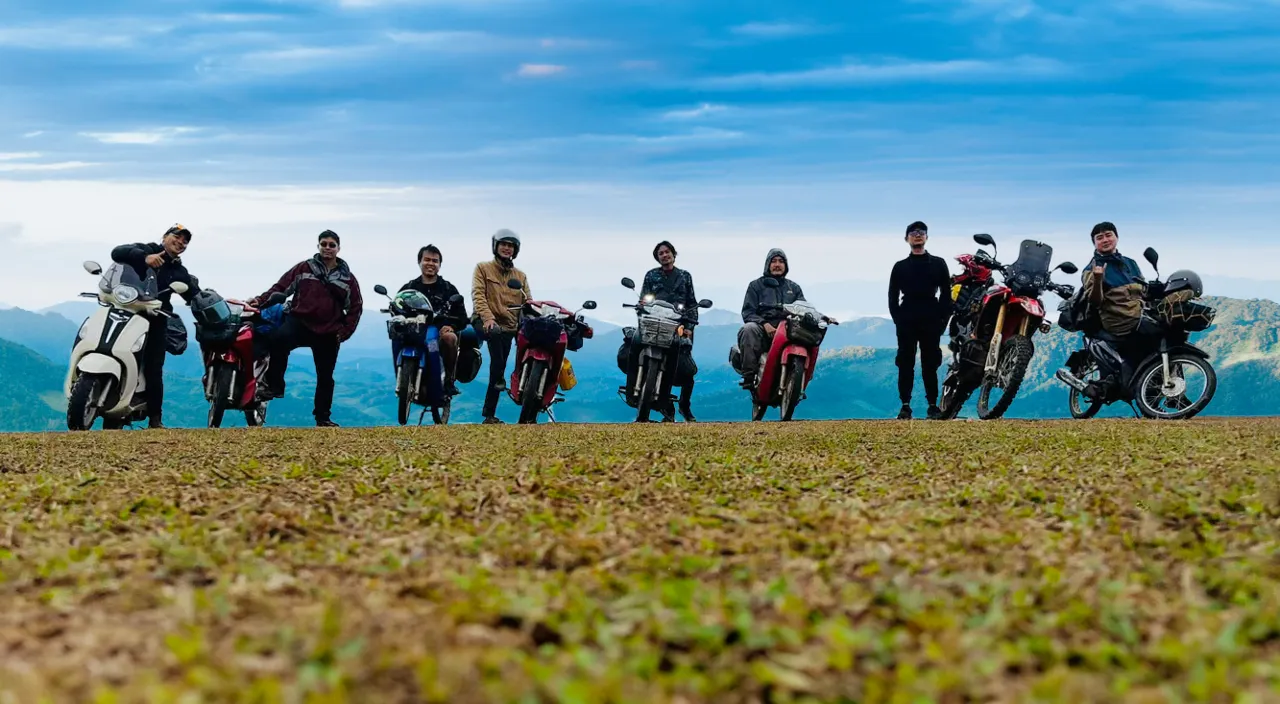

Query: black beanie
[[653, 240, 677, 262], [1090, 222, 1117, 242], [906, 221, 928, 236]]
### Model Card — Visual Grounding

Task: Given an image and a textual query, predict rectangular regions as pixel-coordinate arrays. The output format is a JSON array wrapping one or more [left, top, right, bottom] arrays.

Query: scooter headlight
[[131, 333, 147, 353], [113, 285, 140, 305]]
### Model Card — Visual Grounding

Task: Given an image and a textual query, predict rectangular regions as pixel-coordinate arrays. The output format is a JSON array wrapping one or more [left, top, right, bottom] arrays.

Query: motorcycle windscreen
[[98, 261, 161, 299], [1008, 240, 1053, 278]]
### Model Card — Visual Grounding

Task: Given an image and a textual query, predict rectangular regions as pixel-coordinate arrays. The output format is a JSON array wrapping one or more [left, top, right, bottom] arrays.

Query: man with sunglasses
[[249, 229, 363, 427], [110, 223, 201, 429], [888, 221, 951, 420]]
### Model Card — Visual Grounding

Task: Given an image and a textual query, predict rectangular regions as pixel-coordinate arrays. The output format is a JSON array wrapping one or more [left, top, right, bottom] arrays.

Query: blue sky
[[3, 0, 1280, 313]]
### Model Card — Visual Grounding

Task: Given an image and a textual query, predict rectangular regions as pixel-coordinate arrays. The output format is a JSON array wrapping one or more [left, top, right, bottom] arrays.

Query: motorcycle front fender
[[76, 353, 123, 379]]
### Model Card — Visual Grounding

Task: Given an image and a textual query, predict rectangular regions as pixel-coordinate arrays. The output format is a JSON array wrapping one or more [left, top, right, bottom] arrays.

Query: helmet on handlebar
[[1165, 269, 1203, 298], [390, 289, 433, 317]]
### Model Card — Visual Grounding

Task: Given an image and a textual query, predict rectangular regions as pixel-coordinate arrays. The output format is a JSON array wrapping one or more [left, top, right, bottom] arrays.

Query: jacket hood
[[763, 248, 789, 277]]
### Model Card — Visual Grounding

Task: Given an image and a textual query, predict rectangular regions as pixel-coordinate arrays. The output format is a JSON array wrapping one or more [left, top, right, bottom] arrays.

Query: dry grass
[[1, 418, 1278, 703]]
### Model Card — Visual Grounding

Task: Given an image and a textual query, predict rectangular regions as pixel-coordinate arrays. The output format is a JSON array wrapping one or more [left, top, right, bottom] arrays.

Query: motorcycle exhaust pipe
[[1055, 369, 1089, 393]]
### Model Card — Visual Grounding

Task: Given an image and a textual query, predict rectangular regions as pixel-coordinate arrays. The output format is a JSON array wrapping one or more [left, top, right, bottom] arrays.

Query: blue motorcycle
[[373, 285, 465, 425]]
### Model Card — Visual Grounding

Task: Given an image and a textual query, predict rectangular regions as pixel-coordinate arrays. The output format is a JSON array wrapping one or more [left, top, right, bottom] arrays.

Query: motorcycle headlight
[[131, 333, 147, 353], [113, 285, 139, 305]]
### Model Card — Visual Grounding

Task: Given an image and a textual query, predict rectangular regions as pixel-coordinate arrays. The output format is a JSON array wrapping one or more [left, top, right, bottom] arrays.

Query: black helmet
[[1165, 269, 1203, 298], [492, 229, 521, 259]]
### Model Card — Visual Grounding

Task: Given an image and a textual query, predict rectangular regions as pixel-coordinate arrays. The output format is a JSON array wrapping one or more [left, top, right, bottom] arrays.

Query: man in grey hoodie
[[735, 249, 806, 386]]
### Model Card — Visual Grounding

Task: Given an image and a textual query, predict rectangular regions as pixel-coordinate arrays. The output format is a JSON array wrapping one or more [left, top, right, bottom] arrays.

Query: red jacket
[[256, 256, 363, 341]]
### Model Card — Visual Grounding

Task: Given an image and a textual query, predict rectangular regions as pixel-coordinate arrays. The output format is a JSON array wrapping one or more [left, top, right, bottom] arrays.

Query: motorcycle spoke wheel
[[1135, 354, 1216, 419], [779, 358, 806, 422], [395, 358, 418, 426], [976, 335, 1035, 420], [208, 367, 232, 429], [518, 360, 546, 425], [1068, 362, 1104, 420], [433, 398, 451, 425]]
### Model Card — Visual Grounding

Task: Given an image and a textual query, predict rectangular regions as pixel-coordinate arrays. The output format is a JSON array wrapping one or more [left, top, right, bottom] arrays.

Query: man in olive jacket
[[471, 229, 531, 424]]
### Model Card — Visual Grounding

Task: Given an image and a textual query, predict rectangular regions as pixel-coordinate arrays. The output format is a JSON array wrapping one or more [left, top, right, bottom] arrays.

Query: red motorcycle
[[938, 234, 1077, 420], [733, 299, 838, 422], [194, 291, 286, 428], [502, 279, 596, 424]]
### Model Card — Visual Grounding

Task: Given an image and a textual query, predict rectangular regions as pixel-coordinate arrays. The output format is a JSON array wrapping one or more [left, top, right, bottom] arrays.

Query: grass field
[[2, 419, 1278, 703]]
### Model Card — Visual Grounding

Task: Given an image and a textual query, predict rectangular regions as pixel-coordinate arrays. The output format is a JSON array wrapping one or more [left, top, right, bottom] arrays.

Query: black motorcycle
[[616, 277, 712, 422], [1054, 247, 1218, 420]]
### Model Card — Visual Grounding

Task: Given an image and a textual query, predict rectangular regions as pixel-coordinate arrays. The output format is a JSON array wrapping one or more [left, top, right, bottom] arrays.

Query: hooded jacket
[[1082, 250, 1148, 336], [741, 249, 806, 325], [255, 255, 363, 341]]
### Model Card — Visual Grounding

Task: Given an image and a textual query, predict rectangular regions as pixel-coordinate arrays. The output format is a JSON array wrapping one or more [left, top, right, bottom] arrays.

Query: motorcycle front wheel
[[396, 357, 419, 426], [976, 335, 1035, 420], [519, 359, 547, 425], [779, 357, 806, 422], [67, 373, 109, 431], [208, 365, 234, 428], [635, 360, 662, 422], [1134, 353, 1217, 420]]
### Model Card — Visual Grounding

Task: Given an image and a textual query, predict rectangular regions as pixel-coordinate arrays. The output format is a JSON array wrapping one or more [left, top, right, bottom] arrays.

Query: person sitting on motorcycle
[[471, 229, 531, 424], [736, 248, 805, 388], [110, 223, 201, 429], [399, 244, 471, 395], [635, 240, 700, 422], [1082, 221, 1165, 339]]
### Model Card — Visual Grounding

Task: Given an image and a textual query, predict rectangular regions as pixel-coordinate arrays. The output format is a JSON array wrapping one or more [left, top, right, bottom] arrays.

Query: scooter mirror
[[973, 233, 995, 247], [620, 277, 636, 290], [373, 284, 389, 297], [1057, 262, 1079, 275], [170, 281, 189, 295], [83, 260, 103, 276], [582, 300, 597, 310], [699, 299, 713, 308], [1143, 247, 1159, 268], [507, 279, 524, 290]]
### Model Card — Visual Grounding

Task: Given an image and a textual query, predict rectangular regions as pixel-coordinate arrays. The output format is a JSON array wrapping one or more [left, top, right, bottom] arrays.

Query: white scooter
[[65, 260, 189, 431]]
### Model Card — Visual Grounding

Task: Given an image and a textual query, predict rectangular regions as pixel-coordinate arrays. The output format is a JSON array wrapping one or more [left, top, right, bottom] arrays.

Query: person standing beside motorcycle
[[637, 240, 701, 421], [399, 244, 471, 395], [249, 229, 363, 427], [736, 249, 805, 388], [110, 223, 201, 429], [471, 229, 530, 424], [887, 221, 951, 420]]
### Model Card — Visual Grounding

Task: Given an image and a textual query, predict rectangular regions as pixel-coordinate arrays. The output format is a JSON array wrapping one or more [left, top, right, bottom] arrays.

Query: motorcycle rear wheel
[[1134, 353, 1217, 420], [976, 335, 1035, 420], [779, 357, 806, 422], [432, 398, 451, 425], [938, 370, 975, 420], [245, 403, 268, 427], [1068, 361, 1104, 420], [519, 359, 547, 425]]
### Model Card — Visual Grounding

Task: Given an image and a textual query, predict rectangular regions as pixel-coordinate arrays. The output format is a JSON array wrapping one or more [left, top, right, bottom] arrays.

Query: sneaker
[[680, 405, 698, 423], [148, 420, 167, 429], [482, 416, 505, 425], [316, 419, 339, 428], [927, 405, 942, 420], [444, 380, 460, 396], [896, 404, 912, 420]]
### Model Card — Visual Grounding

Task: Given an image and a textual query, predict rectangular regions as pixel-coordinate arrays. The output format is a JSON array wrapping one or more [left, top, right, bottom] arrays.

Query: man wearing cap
[[250, 229, 363, 427], [888, 221, 951, 420], [636, 240, 700, 421], [110, 223, 201, 429]]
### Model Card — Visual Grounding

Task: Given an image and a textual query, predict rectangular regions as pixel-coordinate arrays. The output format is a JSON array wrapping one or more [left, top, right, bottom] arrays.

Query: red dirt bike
[[732, 299, 838, 422], [503, 279, 596, 424], [938, 234, 1077, 420], [195, 291, 287, 428]]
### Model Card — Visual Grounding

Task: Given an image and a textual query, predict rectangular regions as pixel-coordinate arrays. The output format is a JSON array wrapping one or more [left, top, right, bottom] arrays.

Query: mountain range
[[0, 295, 1276, 431]]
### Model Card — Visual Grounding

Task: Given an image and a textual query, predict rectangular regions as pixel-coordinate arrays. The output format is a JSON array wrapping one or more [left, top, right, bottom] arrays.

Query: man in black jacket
[[110, 224, 200, 429], [398, 244, 470, 394], [635, 240, 700, 421], [888, 221, 952, 420], [736, 248, 805, 387]]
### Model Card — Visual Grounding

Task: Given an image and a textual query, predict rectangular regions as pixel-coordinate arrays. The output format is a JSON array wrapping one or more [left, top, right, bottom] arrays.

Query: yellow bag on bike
[[558, 357, 578, 391], [951, 283, 961, 301]]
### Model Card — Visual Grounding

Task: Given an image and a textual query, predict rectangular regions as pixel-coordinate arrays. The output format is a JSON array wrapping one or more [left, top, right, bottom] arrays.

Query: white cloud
[[193, 12, 287, 22], [729, 21, 834, 38], [702, 55, 1069, 88], [0, 20, 173, 50], [0, 152, 42, 161], [387, 30, 513, 51], [195, 45, 378, 79], [621, 59, 658, 71], [80, 127, 200, 145], [0, 161, 98, 172], [662, 103, 729, 120], [21, 131, 44, 139], [516, 63, 566, 77]]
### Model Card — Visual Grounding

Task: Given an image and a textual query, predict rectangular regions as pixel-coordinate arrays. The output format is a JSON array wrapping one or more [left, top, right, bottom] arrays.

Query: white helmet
[[492, 229, 521, 259]]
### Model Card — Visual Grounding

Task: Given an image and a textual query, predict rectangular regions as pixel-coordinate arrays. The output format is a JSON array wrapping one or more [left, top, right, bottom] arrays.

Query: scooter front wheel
[[67, 374, 108, 431]]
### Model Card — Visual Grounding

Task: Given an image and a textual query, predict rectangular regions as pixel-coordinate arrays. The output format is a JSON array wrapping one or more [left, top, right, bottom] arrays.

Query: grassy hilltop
[[1, 419, 1278, 702]]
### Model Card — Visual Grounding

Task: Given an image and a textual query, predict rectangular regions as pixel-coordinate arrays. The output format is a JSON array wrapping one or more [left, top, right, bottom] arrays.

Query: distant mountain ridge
[[0, 295, 1275, 431]]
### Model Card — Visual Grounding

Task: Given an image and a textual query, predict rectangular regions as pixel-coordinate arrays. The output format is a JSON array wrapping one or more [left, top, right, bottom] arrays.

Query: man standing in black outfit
[[888, 221, 952, 420]]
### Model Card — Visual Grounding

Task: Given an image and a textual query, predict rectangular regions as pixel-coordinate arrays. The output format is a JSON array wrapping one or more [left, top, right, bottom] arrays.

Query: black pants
[[480, 327, 514, 418], [266, 317, 341, 422], [143, 318, 168, 425], [895, 318, 944, 405]]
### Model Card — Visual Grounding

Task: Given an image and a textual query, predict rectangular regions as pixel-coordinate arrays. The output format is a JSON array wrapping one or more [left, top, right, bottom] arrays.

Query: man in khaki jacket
[[472, 229, 531, 423]]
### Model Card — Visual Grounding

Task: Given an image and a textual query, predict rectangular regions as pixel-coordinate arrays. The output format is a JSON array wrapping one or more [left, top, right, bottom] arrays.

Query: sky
[[2, 0, 1280, 321]]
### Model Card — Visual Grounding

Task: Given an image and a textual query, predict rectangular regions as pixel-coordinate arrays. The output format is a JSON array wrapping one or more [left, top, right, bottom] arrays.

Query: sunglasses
[[908, 230, 927, 237], [319, 241, 339, 249]]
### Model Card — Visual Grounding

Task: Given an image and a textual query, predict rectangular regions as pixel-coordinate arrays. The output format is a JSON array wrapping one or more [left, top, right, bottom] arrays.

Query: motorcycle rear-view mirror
[[1143, 247, 1159, 268], [507, 279, 524, 290], [83, 260, 102, 276], [762, 277, 781, 288], [698, 299, 713, 308], [620, 277, 636, 290], [373, 284, 389, 297], [973, 233, 996, 247], [1057, 261, 1079, 275], [170, 282, 189, 295], [449, 293, 465, 305], [582, 300, 597, 310]]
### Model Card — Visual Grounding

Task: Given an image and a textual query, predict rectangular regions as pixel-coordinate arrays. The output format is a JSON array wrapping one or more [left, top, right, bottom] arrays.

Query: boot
[[897, 404, 912, 420]]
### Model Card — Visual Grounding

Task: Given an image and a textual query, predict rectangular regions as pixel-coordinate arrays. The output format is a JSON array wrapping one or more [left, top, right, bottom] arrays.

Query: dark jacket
[[642, 266, 700, 326], [399, 276, 468, 331], [110, 242, 200, 313], [742, 248, 806, 325], [255, 255, 363, 341], [1082, 251, 1149, 336], [888, 251, 951, 326]]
